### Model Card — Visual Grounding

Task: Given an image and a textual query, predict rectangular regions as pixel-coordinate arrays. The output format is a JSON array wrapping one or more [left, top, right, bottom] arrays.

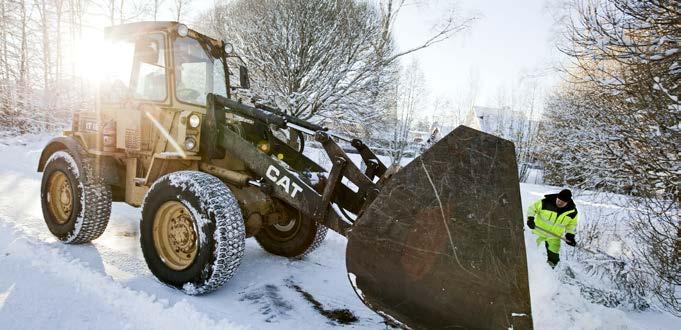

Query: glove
[[565, 233, 577, 247], [526, 216, 535, 229]]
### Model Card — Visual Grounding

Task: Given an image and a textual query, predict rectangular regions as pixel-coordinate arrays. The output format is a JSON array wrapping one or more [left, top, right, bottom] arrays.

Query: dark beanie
[[558, 189, 572, 201]]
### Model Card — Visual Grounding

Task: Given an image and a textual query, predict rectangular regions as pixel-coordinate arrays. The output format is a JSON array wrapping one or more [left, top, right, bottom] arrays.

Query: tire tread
[[143, 171, 245, 295]]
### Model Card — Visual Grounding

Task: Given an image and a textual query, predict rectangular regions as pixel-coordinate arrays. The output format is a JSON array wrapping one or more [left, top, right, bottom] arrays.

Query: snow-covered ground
[[0, 134, 679, 329]]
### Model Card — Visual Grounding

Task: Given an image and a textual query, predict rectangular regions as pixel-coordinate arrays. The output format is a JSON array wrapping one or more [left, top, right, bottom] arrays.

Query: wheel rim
[[267, 212, 302, 242], [152, 201, 198, 271], [273, 219, 296, 232], [47, 171, 73, 224]]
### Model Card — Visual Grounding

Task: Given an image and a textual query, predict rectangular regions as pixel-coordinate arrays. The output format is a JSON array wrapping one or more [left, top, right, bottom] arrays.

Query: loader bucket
[[346, 126, 533, 329]]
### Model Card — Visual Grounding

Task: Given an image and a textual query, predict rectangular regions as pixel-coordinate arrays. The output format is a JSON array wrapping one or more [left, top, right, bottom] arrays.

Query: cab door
[[120, 32, 169, 152], [98, 32, 170, 153]]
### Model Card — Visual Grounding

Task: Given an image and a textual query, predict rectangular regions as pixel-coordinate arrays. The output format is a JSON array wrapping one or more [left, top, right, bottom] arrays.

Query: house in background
[[463, 105, 544, 183], [464, 106, 529, 139]]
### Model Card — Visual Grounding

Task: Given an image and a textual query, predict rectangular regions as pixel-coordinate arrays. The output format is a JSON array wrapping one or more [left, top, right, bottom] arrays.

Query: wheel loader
[[37, 22, 533, 329]]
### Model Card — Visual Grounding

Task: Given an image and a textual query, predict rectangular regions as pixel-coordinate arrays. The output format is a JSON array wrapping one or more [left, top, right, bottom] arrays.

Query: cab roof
[[104, 21, 218, 42], [104, 21, 180, 35]]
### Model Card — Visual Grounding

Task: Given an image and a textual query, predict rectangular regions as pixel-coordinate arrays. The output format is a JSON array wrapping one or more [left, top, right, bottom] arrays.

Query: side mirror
[[239, 65, 250, 89]]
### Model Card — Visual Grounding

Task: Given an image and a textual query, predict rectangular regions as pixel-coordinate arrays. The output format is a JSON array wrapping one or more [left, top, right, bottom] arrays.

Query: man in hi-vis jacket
[[526, 189, 578, 267]]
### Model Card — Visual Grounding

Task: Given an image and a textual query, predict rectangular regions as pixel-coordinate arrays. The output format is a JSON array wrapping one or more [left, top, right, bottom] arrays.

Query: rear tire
[[255, 207, 327, 258], [140, 171, 245, 295], [40, 150, 112, 243]]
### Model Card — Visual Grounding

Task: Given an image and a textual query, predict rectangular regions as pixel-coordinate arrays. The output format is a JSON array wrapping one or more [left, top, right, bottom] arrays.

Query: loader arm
[[207, 94, 381, 236], [217, 126, 355, 235], [205, 93, 534, 329]]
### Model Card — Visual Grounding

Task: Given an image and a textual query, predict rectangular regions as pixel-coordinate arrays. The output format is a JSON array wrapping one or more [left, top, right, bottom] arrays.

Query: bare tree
[[387, 60, 426, 165], [68, 0, 87, 80], [98, 0, 151, 25], [172, 0, 191, 21], [105, 0, 116, 25], [34, 0, 50, 92], [429, 96, 457, 133], [0, 0, 157, 131], [493, 78, 541, 182], [376, 0, 473, 62], [0, 0, 12, 123], [54, 0, 66, 85], [17, 0, 29, 92], [152, 0, 165, 20]]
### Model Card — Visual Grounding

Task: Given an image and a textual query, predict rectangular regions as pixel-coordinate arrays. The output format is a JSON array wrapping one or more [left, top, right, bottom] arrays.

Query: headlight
[[224, 42, 234, 54], [189, 114, 201, 128], [184, 137, 197, 151], [178, 24, 189, 37]]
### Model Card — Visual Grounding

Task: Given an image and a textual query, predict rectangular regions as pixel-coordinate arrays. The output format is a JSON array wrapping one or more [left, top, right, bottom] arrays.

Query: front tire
[[140, 171, 245, 295], [40, 150, 112, 243]]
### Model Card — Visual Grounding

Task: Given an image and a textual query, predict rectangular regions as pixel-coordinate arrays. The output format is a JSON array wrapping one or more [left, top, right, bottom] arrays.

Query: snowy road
[[0, 134, 679, 329]]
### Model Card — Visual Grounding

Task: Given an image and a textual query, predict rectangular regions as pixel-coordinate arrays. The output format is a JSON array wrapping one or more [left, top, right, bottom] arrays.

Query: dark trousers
[[545, 241, 560, 267]]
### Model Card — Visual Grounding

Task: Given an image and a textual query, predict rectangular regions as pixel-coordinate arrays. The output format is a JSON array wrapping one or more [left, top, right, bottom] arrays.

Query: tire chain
[[49, 151, 112, 244], [300, 225, 328, 258], [158, 172, 246, 295]]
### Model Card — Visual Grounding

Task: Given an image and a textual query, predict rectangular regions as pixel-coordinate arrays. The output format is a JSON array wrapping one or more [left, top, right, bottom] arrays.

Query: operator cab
[[100, 21, 249, 107]]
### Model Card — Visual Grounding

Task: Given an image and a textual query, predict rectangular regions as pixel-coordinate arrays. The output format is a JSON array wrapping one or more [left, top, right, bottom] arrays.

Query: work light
[[189, 114, 201, 128]]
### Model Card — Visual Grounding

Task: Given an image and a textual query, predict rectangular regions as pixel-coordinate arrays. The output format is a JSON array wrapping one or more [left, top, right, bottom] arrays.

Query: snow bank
[[520, 183, 681, 329], [0, 220, 241, 330]]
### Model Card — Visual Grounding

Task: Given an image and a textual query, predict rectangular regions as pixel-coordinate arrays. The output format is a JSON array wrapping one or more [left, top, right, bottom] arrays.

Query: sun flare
[[75, 30, 134, 83]]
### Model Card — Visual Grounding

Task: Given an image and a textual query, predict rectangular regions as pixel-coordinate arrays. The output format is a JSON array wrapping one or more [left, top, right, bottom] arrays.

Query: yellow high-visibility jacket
[[528, 194, 578, 239]]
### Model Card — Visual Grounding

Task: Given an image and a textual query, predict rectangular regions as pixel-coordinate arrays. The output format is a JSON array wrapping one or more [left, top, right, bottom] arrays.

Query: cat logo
[[266, 165, 303, 199]]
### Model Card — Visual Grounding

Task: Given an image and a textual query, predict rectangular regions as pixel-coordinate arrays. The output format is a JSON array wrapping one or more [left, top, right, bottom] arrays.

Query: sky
[[390, 0, 565, 110], [189, 0, 565, 114]]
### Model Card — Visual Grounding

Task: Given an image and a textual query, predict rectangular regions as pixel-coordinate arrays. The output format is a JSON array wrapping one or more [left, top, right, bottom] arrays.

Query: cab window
[[132, 34, 167, 101], [100, 33, 167, 103], [100, 39, 135, 103]]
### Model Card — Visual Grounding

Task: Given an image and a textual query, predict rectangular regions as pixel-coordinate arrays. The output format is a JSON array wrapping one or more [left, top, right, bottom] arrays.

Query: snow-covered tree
[[197, 0, 472, 137], [560, 0, 680, 197], [197, 0, 383, 135], [540, 85, 627, 190], [545, 0, 681, 315], [489, 80, 542, 182], [386, 60, 426, 166]]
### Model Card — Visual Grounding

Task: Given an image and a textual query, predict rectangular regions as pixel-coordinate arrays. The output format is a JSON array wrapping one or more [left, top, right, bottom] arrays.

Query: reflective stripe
[[537, 213, 567, 228], [535, 214, 568, 240]]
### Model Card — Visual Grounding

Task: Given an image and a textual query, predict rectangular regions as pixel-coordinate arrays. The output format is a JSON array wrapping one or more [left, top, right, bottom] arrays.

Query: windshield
[[173, 36, 227, 105]]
